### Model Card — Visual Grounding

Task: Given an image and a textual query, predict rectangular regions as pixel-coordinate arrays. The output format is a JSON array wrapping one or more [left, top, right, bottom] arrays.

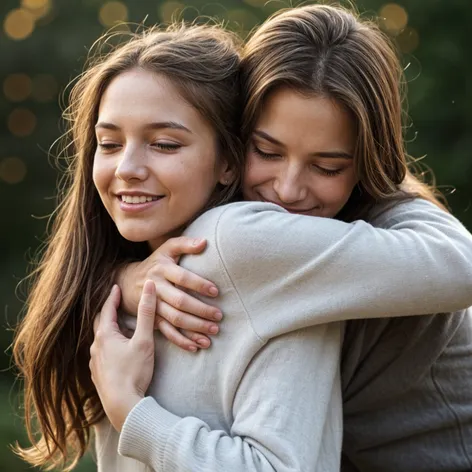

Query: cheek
[[92, 156, 105, 194], [92, 156, 114, 202], [167, 154, 218, 200], [243, 154, 270, 191], [315, 175, 357, 206]]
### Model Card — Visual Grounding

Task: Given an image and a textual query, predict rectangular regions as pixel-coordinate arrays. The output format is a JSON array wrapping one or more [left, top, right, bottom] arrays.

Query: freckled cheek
[[166, 160, 217, 203]]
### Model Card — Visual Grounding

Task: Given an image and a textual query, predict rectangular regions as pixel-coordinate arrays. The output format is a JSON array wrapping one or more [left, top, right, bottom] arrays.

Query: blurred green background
[[1, 0, 471, 470]]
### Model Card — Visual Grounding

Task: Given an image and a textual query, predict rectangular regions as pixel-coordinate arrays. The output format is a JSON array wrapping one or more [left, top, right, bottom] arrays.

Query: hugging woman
[[14, 4, 472, 472]]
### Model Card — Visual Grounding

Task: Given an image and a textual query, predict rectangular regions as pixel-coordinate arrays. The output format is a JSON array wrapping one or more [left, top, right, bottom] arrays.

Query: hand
[[117, 237, 222, 352], [90, 282, 157, 432]]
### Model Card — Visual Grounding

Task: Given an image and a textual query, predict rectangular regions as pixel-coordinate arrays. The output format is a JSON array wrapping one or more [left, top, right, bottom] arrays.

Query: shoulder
[[367, 197, 466, 230], [190, 201, 287, 227], [183, 201, 290, 243], [180, 201, 291, 277]]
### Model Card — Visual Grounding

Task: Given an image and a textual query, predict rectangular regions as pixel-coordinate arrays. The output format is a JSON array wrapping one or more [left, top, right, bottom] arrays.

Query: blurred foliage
[[0, 0, 471, 470]]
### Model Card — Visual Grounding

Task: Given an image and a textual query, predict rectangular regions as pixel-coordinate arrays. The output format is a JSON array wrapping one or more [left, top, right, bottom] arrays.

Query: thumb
[[133, 280, 157, 340]]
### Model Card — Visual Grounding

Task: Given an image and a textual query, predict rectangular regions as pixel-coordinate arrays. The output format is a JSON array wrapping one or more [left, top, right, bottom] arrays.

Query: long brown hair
[[13, 23, 243, 471], [240, 4, 446, 222]]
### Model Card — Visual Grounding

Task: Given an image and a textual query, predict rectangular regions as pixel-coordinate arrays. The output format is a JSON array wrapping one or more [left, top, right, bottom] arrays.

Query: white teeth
[[121, 195, 159, 204]]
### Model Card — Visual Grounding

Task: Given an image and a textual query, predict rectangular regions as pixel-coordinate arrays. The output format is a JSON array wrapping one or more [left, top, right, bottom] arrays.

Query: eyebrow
[[253, 129, 353, 160], [95, 121, 192, 133]]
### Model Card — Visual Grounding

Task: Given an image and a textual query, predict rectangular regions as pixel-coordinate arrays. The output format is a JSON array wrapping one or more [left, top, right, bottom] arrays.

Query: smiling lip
[[117, 194, 164, 213]]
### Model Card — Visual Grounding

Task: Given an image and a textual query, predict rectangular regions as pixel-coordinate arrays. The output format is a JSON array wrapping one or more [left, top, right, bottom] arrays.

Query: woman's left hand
[[90, 281, 157, 432]]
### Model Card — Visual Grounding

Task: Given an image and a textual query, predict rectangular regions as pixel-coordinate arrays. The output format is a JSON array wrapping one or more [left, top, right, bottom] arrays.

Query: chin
[[116, 227, 154, 243]]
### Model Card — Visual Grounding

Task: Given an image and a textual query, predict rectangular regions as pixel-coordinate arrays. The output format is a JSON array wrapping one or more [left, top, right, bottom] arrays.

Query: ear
[[218, 160, 237, 186]]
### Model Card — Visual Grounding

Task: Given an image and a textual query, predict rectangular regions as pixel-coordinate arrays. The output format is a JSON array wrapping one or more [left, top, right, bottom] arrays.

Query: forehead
[[256, 87, 356, 151], [97, 69, 212, 137]]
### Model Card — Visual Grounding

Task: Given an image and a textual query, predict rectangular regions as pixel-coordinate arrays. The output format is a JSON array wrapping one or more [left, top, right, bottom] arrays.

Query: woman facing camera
[[13, 23, 344, 472]]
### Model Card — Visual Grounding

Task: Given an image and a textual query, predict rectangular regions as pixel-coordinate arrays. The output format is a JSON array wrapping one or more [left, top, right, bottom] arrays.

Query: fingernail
[[188, 345, 198, 352], [208, 286, 218, 297], [193, 239, 204, 246], [213, 311, 223, 321], [209, 325, 219, 334], [197, 338, 210, 348]]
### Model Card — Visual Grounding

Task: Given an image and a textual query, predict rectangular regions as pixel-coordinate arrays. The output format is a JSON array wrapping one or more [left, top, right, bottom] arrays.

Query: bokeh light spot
[[22, 0, 48, 8], [4, 8, 35, 40], [379, 3, 408, 35], [0, 157, 27, 184], [7, 108, 37, 137], [99, 1, 128, 27], [3, 74, 32, 102], [21, 0, 52, 20], [32, 74, 58, 102], [160, 2, 184, 23], [397, 27, 419, 53]]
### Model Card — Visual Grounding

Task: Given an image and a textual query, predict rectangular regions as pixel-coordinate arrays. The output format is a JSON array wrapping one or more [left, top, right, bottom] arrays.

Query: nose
[[115, 146, 148, 182], [273, 162, 307, 204]]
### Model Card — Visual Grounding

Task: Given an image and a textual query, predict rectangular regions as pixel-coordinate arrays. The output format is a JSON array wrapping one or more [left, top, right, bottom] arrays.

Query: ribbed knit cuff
[[118, 396, 181, 468]]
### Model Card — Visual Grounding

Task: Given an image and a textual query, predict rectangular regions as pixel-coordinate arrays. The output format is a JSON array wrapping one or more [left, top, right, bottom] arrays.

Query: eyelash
[[319, 168, 342, 177], [153, 142, 180, 151], [98, 143, 120, 150], [252, 144, 343, 177], [97, 142, 181, 151], [252, 144, 279, 160]]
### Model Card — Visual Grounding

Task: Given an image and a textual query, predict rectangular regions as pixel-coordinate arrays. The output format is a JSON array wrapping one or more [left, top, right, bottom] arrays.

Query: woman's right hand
[[117, 237, 222, 352]]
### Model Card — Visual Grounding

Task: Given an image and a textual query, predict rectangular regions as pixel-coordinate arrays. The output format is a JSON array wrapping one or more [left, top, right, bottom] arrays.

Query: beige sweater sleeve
[[212, 199, 472, 340], [119, 324, 343, 471], [117, 198, 472, 471]]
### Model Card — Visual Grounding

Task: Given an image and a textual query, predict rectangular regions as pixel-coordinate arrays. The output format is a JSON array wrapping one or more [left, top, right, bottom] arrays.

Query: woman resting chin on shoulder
[[120, 5, 472, 472]]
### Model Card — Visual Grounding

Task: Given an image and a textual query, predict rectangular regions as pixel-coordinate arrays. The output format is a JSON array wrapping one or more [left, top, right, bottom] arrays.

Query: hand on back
[[117, 236, 222, 351]]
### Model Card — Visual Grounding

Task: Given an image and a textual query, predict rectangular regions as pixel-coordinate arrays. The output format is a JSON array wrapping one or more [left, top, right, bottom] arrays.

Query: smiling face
[[243, 87, 358, 218], [93, 68, 230, 250]]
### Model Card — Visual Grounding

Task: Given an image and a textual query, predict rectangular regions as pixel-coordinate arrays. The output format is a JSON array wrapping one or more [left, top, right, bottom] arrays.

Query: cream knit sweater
[[94, 199, 472, 471]]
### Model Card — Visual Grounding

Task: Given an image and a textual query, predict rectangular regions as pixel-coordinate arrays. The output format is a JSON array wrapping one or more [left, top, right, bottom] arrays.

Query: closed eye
[[98, 143, 121, 151], [153, 142, 181, 151], [252, 144, 280, 160], [313, 165, 343, 177]]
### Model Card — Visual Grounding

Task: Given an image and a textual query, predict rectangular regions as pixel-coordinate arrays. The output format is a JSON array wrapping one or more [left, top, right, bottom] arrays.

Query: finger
[[181, 330, 211, 349], [98, 285, 121, 329], [133, 280, 157, 340], [158, 300, 220, 335], [159, 237, 207, 261], [157, 284, 222, 322], [161, 263, 218, 298], [155, 317, 198, 352]]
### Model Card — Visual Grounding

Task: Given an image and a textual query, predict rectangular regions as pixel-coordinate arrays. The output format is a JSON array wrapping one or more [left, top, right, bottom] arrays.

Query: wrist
[[116, 262, 142, 315], [108, 392, 143, 433]]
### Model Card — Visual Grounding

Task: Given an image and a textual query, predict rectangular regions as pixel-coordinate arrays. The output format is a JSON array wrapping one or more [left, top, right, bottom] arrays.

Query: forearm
[[119, 398, 282, 471], [210, 201, 472, 339], [118, 324, 343, 471]]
